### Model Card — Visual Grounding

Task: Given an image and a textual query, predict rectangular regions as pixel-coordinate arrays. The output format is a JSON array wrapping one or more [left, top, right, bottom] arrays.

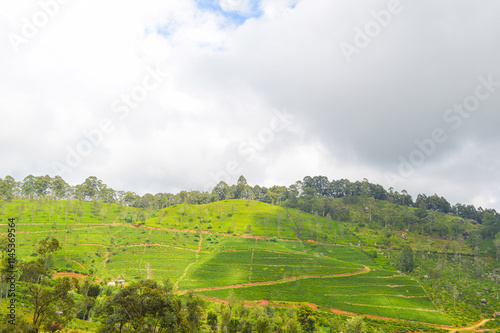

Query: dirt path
[[174, 232, 203, 291], [197, 232, 203, 253], [112, 211, 123, 225], [328, 307, 493, 331], [53, 271, 88, 279], [284, 208, 303, 243], [103, 250, 110, 268], [115, 243, 199, 252], [445, 319, 491, 332], [179, 265, 371, 294], [72, 260, 87, 271]]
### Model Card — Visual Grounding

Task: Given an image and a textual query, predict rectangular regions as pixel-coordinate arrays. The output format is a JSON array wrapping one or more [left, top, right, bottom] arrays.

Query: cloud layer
[[1, 0, 499, 209]]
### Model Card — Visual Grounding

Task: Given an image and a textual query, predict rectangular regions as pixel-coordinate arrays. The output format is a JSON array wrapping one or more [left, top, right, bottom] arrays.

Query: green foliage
[[4, 189, 498, 330], [255, 315, 271, 333], [297, 305, 315, 331], [400, 245, 415, 272], [345, 316, 366, 333], [480, 319, 500, 330], [98, 280, 189, 333], [18, 237, 75, 332], [207, 311, 218, 332]]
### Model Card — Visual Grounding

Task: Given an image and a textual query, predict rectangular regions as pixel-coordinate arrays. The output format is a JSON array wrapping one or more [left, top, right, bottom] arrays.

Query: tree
[[20, 175, 35, 199], [77, 277, 101, 321], [400, 245, 414, 273], [416, 200, 428, 219], [241, 320, 253, 333], [99, 279, 189, 332], [212, 181, 232, 201], [51, 176, 70, 199], [277, 210, 282, 237], [186, 292, 204, 333], [482, 211, 500, 239], [20, 237, 75, 333], [305, 315, 317, 333], [297, 305, 315, 332], [207, 312, 218, 332], [494, 233, 500, 261], [360, 178, 370, 207], [255, 315, 270, 333], [284, 319, 301, 333], [0, 175, 18, 201], [327, 315, 343, 333], [234, 175, 249, 199], [228, 318, 240, 333], [92, 200, 102, 218], [80, 176, 103, 200], [345, 316, 366, 333], [34, 175, 52, 198]]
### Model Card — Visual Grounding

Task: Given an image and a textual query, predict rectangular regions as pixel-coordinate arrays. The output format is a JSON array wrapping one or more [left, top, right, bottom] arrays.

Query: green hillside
[[1, 187, 499, 331], [3, 199, 453, 327], [145, 199, 358, 244]]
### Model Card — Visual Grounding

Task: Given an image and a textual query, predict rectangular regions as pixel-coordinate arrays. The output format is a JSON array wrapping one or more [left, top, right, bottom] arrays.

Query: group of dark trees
[[1, 174, 499, 238]]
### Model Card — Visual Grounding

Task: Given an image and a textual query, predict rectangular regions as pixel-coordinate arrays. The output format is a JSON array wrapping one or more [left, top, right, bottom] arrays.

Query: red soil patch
[[330, 308, 355, 316], [72, 260, 87, 271], [53, 272, 87, 279], [307, 303, 318, 310]]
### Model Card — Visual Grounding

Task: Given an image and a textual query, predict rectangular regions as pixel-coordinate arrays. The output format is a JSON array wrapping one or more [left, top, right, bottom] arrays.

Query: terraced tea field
[[7, 199, 451, 325], [199, 269, 450, 325]]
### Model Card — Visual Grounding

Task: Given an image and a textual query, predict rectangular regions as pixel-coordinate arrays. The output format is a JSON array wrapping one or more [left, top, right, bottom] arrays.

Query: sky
[[1, 0, 499, 210]]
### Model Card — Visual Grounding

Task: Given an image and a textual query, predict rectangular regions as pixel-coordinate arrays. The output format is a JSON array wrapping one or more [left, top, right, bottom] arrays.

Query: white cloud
[[1, 0, 499, 210]]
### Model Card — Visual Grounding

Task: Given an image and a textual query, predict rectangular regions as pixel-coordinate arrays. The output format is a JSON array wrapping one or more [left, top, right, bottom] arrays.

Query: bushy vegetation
[[1, 174, 500, 331]]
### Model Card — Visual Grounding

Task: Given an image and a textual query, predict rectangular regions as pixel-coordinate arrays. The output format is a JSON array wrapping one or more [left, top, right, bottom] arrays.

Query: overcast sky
[[1, 0, 499, 210]]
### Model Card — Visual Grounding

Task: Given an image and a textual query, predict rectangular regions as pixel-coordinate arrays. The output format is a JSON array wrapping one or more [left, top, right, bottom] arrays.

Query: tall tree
[[400, 245, 415, 273], [345, 316, 366, 333], [51, 176, 70, 199], [0, 175, 17, 201], [494, 233, 500, 261], [99, 280, 189, 332], [20, 237, 74, 333], [212, 181, 232, 201], [234, 175, 249, 199], [186, 292, 205, 333]]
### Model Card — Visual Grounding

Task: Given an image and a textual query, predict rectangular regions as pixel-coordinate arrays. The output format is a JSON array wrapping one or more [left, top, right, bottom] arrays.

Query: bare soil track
[[179, 265, 371, 294]]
